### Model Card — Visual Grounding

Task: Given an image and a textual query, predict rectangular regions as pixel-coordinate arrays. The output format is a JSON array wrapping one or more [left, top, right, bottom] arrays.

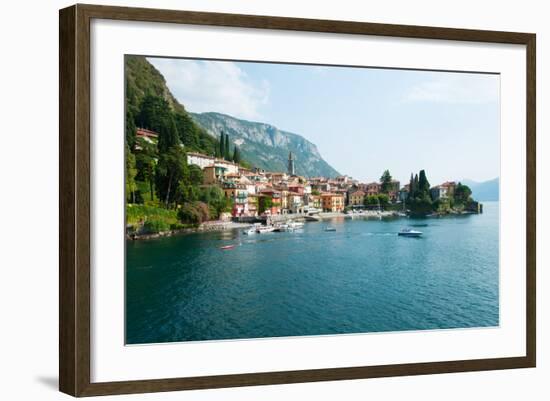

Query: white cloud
[[403, 73, 499, 104], [147, 58, 270, 120]]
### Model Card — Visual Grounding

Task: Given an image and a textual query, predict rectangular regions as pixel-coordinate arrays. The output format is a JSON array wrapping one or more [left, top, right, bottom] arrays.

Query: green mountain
[[190, 112, 340, 178], [125, 55, 185, 117], [461, 178, 499, 201], [125, 56, 218, 155]]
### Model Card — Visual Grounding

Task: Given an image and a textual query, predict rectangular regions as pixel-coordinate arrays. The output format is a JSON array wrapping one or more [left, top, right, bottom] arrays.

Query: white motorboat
[[273, 223, 290, 232], [256, 225, 275, 234], [288, 221, 304, 229], [243, 227, 256, 235], [398, 228, 422, 237]]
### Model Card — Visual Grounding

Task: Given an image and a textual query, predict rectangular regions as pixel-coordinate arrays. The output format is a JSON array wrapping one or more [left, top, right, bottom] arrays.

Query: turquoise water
[[126, 201, 499, 344]]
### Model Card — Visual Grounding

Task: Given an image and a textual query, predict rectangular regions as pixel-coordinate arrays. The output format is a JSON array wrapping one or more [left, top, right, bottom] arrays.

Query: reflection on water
[[126, 202, 499, 344]]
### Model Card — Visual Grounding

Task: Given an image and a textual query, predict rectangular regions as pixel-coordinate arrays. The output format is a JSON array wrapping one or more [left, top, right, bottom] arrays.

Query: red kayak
[[220, 245, 235, 250]]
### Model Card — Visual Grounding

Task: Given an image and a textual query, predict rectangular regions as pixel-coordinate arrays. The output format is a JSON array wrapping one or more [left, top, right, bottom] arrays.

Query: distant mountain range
[[461, 178, 499, 201], [190, 112, 340, 178]]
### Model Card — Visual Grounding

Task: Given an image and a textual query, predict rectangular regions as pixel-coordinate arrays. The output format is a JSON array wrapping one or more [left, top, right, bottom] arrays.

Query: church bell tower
[[288, 151, 295, 176]]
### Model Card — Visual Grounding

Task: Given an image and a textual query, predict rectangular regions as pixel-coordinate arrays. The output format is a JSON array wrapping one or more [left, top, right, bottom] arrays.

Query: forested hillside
[[125, 56, 232, 233]]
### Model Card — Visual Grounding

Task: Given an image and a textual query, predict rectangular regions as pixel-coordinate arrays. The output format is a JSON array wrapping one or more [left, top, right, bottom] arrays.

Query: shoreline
[[128, 207, 484, 241], [127, 221, 251, 241]]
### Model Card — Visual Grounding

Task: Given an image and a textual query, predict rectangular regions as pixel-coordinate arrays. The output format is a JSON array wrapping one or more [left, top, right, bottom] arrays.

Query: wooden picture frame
[[59, 3, 536, 397]]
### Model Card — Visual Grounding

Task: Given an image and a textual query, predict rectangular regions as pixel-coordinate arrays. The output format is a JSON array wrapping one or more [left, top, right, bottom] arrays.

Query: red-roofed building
[[136, 127, 159, 139]]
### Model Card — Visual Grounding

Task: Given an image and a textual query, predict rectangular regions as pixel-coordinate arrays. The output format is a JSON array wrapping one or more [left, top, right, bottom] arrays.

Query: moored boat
[[256, 225, 275, 234], [288, 221, 304, 229], [274, 223, 291, 232]]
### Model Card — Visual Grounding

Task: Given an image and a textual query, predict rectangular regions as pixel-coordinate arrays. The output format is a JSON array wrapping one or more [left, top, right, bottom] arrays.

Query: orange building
[[321, 193, 345, 212]]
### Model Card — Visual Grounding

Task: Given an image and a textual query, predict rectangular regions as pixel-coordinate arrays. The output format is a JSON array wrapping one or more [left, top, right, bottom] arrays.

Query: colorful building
[[202, 165, 227, 185], [287, 191, 305, 213], [321, 193, 345, 212], [187, 152, 239, 174], [349, 190, 366, 206], [259, 189, 282, 216], [364, 182, 381, 196], [223, 183, 249, 217], [136, 127, 158, 140], [309, 195, 322, 209]]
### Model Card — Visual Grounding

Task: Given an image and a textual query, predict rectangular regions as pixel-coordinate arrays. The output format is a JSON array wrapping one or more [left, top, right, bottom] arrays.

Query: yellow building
[[349, 190, 365, 206], [309, 195, 322, 209]]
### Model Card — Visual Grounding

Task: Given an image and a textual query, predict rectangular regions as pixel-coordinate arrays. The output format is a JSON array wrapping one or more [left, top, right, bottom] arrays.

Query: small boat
[[243, 227, 256, 235], [288, 221, 304, 229], [324, 226, 336, 232], [256, 225, 275, 234], [220, 245, 236, 250], [398, 228, 422, 237], [273, 223, 291, 232]]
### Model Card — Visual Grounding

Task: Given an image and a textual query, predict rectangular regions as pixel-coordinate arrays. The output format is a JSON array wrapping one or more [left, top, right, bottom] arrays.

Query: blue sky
[[148, 57, 500, 185]]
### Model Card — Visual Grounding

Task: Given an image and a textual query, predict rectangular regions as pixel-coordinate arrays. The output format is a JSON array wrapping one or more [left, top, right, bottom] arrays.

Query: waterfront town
[[135, 127, 473, 223]]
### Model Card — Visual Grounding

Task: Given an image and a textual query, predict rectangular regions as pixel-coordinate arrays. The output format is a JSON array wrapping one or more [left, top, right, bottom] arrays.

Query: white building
[[186, 152, 239, 174], [430, 185, 449, 200]]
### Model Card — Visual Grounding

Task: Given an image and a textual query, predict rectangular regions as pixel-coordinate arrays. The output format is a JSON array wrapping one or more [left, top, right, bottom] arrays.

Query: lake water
[[126, 201, 499, 344]]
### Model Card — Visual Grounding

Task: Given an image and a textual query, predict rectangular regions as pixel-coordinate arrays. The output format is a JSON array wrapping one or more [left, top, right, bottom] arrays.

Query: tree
[[219, 131, 225, 158], [137, 95, 173, 138], [364, 195, 379, 205], [408, 173, 415, 200], [125, 110, 136, 151], [199, 185, 231, 219], [188, 165, 204, 186], [259, 197, 273, 214], [173, 112, 200, 150], [406, 170, 433, 214], [377, 193, 390, 206], [125, 144, 138, 203], [224, 133, 231, 160], [135, 146, 156, 201], [157, 115, 180, 154], [454, 182, 472, 204], [175, 182, 200, 205], [232, 145, 241, 164], [418, 169, 430, 194], [380, 170, 393, 193], [155, 146, 187, 207]]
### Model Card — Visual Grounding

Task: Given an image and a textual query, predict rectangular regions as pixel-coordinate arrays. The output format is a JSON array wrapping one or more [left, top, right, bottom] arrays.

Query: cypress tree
[[380, 170, 393, 194], [408, 173, 414, 200], [413, 174, 419, 197], [219, 131, 224, 159], [418, 169, 430, 194], [125, 110, 136, 151], [233, 145, 241, 164], [224, 133, 231, 160], [157, 115, 180, 154]]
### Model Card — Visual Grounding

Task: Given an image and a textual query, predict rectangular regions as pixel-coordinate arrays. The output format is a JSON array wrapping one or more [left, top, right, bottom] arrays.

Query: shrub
[[142, 218, 170, 234], [126, 204, 178, 225], [177, 204, 199, 224], [177, 201, 210, 224], [169, 222, 185, 230]]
